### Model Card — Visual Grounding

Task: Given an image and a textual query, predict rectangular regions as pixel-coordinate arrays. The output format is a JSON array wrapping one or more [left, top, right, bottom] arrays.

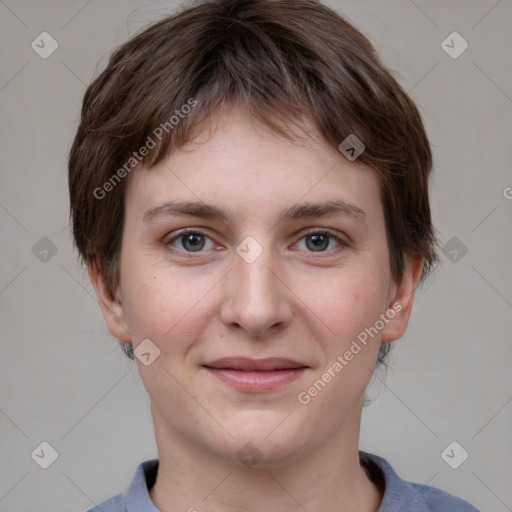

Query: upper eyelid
[[163, 227, 214, 242], [295, 230, 346, 249], [164, 228, 347, 251], [164, 229, 219, 256], [164, 227, 342, 239], [299, 228, 349, 244], [301, 227, 342, 237]]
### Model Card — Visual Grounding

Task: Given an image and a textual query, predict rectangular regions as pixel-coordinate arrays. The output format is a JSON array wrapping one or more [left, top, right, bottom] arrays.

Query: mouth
[[202, 357, 309, 392]]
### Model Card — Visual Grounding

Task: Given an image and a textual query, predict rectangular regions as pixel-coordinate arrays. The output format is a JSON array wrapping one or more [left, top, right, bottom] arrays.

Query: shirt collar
[[125, 459, 160, 511], [360, 451, 429, 512], [124, 452, 430, 512]]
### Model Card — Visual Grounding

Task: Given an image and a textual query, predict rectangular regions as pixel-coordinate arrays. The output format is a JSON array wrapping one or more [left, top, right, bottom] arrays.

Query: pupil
[[183, 234, 205, 251], [307, 234, 329, 251]]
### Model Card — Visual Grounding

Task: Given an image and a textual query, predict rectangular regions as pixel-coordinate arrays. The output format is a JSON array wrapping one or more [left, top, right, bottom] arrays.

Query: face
[[92, 105, 420, 467]]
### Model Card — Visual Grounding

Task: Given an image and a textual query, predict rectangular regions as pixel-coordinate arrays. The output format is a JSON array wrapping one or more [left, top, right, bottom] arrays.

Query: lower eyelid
[[296, 232, 346, 250], [163, 230, 347, 254], [172, 234, 214, 250]]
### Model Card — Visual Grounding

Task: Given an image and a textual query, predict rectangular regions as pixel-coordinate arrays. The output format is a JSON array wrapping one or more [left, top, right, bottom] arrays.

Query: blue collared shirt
[[86, 451, 479, 511]]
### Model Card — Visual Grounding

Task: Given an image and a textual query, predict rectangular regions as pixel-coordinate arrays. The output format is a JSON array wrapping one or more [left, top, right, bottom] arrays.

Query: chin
[[209, 411, 321, 468]]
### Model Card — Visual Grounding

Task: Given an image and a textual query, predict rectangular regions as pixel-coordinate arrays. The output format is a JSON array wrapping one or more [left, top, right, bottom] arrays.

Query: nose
[[219, 247, 293, 338]]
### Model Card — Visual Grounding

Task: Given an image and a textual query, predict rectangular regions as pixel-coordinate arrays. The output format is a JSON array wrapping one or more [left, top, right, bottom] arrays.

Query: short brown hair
[[68, 0, 438, 361]]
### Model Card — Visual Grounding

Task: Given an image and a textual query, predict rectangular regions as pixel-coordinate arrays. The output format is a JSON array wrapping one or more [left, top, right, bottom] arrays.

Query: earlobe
[[87, 261, 131, 342], [381, 255, 423, 342]]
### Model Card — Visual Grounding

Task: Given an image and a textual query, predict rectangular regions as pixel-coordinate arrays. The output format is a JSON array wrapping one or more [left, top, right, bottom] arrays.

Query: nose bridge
[[220, 242, 291, 335], [237, 253, 276, 304]]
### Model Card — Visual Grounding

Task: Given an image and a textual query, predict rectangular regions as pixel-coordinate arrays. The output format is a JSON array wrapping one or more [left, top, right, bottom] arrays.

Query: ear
[[87, 260, 131, 342], [381, 254, 424, 342]]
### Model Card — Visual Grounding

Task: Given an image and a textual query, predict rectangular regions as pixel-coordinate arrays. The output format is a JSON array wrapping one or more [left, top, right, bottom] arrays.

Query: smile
[[202, 357, 309, 392]]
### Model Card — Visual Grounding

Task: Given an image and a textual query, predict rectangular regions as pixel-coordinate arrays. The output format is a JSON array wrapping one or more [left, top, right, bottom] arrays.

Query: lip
[[203, 357, 309, 392], [204, 357, 307, 371]]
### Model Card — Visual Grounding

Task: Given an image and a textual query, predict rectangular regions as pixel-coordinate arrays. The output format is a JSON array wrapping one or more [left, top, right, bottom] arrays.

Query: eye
[[295, 230, 344, 253], [305, 233, 330, 251], [166, 230, 217, 252]]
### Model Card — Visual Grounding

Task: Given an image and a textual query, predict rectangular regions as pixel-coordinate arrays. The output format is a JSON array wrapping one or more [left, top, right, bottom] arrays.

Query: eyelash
[[298, 228, 347, 254], [163, 228, 348, 257]]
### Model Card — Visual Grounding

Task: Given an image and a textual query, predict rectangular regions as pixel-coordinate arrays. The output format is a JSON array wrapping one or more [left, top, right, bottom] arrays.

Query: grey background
[[1, 0, 511, 511]]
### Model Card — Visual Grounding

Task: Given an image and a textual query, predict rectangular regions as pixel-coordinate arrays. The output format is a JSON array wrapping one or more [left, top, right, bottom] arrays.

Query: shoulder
[[85, 493, 125, 512], [409, 481, 480, 511], [360, 451, 480, 512], [83, 458, 159, 512]]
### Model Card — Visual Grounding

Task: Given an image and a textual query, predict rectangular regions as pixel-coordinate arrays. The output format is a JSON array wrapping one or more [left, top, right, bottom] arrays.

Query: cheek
[[298, 267, 388, 410], [300, 260, 391, 345], [119, 252, 219, 346]]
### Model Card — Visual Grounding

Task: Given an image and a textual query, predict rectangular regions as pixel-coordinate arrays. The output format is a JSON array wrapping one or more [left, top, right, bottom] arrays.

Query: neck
[[149, 406, 382, 512]]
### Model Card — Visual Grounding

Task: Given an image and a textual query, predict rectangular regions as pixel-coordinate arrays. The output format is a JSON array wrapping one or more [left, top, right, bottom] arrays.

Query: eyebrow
[[278, 199, 366, 222], [143, 201, 229, 223], [142, 198, 366, 224]]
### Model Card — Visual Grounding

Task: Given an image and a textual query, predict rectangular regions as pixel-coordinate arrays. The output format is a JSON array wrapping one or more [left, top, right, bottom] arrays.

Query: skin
[[89, 105, 423, 512]]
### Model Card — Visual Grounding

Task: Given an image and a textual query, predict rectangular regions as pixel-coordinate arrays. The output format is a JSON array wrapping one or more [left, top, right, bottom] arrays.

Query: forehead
[[124, 105, 383, 225]]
